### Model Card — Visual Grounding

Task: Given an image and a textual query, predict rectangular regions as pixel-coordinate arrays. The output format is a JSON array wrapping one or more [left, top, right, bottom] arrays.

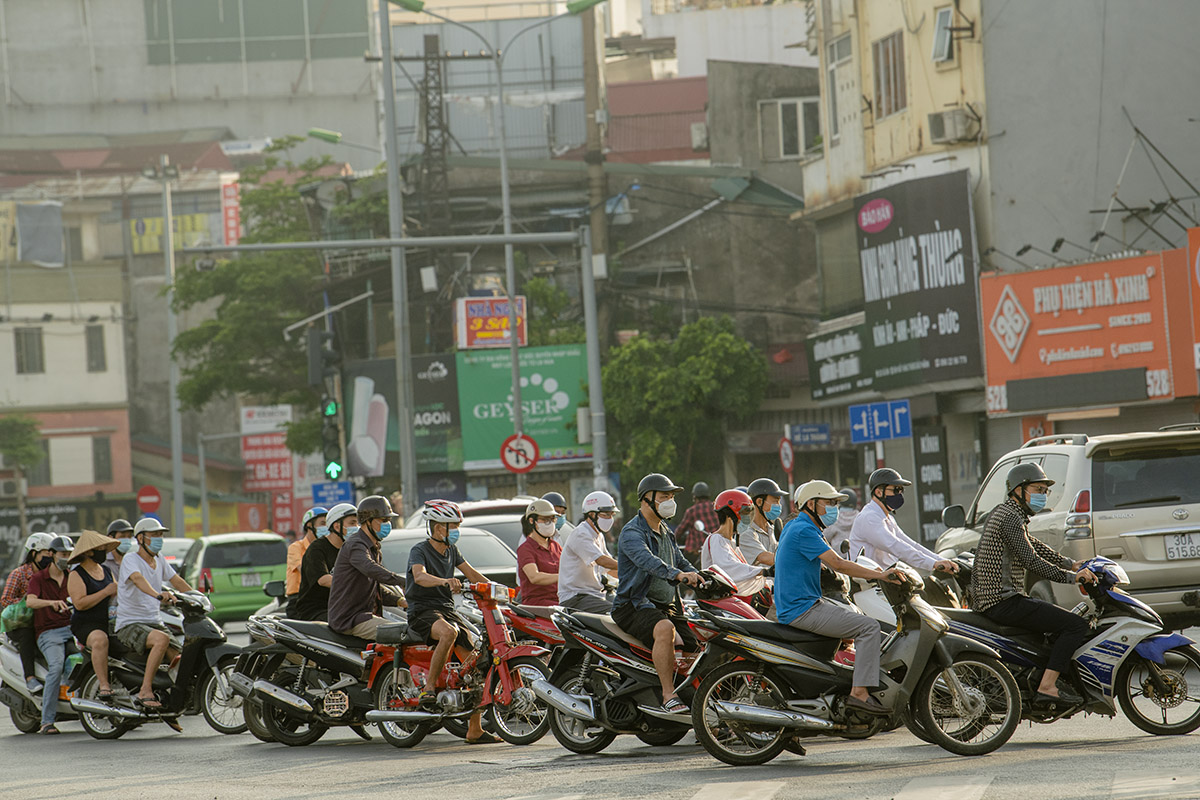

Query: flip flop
[[39, 724, 60, 735], [135, 696, 164, 711], [163, 717, 183, 733], [465, 732, 503, 744], [97, 689, 115, 701]]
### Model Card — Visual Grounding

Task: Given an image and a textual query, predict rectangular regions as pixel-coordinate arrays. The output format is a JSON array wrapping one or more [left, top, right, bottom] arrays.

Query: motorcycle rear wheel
[[487, 656, 551, 745], [1116, 646, 1200, 735], [76, 671, 135, 740], [547, 675, 616, 754], [10, 704, 40, 734], [244, 697, 275, 742], [260, 680, 328, 747], [200, 659, 247, 735], [373, 666, 433, 748], [691, 661, 791, 766], [913, 655, 1020, 756]]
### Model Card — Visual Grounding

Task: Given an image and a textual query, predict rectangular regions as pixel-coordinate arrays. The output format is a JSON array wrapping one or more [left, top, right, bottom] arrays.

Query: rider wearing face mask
[[1, 533, 55, 695], [848, 468, 957, 575], [517, 499, 563, 607], [327, 496, 407, 640], [25, 535, 77, 734], [541, 492, 569, 535], [285, 506, 327, 615], [557, 491, 620, 613], [969, 463, 1096, 706], [293, 502, 356, 621], [700, 489, 768, 599], [739, 478, 786, 569]]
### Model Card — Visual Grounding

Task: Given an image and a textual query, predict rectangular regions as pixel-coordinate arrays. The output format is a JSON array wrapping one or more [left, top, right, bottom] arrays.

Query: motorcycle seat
[[373, 623, 415, 645], [573, 612, 650, 650], [723, 618, 839, 645], [939, 607, 1033, 639], [283, 620, 370, 650], [510, 604, 559, 620]]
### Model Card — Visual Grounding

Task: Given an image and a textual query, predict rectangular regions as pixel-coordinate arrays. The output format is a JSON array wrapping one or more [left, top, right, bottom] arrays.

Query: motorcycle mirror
[[263, 580, 286, 599]]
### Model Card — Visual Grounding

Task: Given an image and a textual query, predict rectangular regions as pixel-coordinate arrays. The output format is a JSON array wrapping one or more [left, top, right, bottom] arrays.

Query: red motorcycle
[[505, 604, 567, 649], [364, 582, 551, 748]]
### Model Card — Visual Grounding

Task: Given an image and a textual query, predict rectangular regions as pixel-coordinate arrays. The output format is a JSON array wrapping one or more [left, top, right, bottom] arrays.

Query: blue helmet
[[301, 506, 328, 533]]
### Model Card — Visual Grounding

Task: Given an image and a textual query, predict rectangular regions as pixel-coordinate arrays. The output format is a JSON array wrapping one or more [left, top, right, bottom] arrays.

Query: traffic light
[[306, 328, 341, 386], [322, 396, 338, 418], [321, 417, 342, 480]]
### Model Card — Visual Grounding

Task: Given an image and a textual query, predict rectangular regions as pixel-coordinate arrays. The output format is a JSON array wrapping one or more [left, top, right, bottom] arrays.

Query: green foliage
[[601, 316, 767, 510], [524, 276, 585, 346], [172, 137, 334, 454], [0, 415, 43, 469]]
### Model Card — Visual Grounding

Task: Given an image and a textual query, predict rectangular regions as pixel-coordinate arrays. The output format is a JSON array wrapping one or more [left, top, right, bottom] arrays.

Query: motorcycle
[[686, 562, 1022, 765], [1, 635, 83, 733], [67, 590, 244, 739], [364, 582, 552, 748], [534, 568, 750, 754]]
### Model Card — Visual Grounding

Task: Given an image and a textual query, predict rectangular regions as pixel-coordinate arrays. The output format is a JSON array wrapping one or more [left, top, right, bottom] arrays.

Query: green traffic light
[[323, 399, 338, 417], [325, 461, 343, 480]]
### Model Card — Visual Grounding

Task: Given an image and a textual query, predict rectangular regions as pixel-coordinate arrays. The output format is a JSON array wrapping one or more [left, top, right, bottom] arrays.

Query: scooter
[[68, 590, 244, 739], [0, 633, 82, 733], [687, 562, 1022, 766], [364, 582, 551, 747]]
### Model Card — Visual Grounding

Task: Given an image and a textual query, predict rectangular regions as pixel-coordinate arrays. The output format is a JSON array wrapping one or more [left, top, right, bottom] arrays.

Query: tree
[[171, 137, 333, 454], [0, 414, 44, 539], [524, 276, 585, 346], [601, 316, 768, 510]]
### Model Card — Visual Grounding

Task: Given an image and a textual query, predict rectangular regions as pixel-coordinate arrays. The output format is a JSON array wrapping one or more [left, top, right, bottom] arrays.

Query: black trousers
[[7, 627, 37, 679], [983, 594, 1091, 675]]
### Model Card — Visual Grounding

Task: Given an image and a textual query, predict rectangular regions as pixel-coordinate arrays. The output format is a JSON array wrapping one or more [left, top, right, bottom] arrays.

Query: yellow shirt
[[285, 538, 311, 596]]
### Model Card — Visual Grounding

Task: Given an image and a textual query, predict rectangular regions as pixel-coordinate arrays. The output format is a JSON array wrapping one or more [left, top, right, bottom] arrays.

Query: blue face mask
[[1027, 493, 1048, 513], [116, 539, 136, 555], [377, 521, 392, 540], [555, 515, 567, 531], [147, 537, 164, 554], [346, 525, 361, 537], [445, 527, 460, 546], [819, 506, 840, 527], [316, 525, 329, 539], [765, 503, 783, 522]]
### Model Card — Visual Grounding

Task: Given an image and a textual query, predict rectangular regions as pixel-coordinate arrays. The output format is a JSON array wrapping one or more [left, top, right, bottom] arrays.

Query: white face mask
[[535, 520, 557, 538], [597, 516, 615, 533], [657, 498, 678, 519]]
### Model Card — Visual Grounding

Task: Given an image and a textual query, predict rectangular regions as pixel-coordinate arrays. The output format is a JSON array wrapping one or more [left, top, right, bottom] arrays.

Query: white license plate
[[1164, 533, 1200, 560], [241, 572, 263, 587]]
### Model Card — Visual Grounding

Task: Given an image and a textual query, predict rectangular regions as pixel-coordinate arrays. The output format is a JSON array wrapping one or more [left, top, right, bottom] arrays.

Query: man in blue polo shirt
[[777, 480, 902, 716]]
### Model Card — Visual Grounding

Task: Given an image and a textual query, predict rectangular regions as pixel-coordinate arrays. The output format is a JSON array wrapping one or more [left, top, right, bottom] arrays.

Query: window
[[1092, 444, 1200, 511], [85, 325, 107, 372], [202, 539, 287, 569], [872, 31, 907, 119], [66, 227, 84, 263], [1040, 455, 1071, 512], [92, 437, 112, 484], [826, 34, 852, 141], [14, 327, 44, 374], [26, 440, 50, 487], [759, 98, 822, 160], [970, 457, 1016, 528], [932, 7, 955, 62]]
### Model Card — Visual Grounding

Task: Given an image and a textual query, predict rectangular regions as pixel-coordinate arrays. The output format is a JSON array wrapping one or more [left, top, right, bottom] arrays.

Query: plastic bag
[[0, 598, 33, 632]]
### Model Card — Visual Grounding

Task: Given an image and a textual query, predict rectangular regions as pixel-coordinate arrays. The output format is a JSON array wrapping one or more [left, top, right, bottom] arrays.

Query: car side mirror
[[941, 504, 967, 529], [263, 580, 286, 599]]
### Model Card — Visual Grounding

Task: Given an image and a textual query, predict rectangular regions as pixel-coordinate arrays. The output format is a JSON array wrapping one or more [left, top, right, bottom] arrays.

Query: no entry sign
[[500, 434, 539, 474], [136, 485, 162, 513]]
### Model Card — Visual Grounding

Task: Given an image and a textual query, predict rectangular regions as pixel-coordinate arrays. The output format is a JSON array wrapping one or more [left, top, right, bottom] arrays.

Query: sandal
[[163, 717, 183, 733], [135, 696, 164, 711], [464, 731, 502, 744], [660, 697, 689, 715], [39, 724, 60, 735], [417, 690, 438, 711], [97, 688, 115, 701]]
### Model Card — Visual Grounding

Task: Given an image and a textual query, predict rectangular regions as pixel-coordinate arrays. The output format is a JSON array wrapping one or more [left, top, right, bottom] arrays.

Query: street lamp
[[386, 0, 606, 494], [307, 127, 381, 154]]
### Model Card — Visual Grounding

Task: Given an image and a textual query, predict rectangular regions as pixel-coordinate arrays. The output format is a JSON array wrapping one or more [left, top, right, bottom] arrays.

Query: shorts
[[71, 620, 109, 646], [560, 594, 613, 614], [116, 622, 170, 652], [406, 607, 478, 651], [611, 600, 698, 652]]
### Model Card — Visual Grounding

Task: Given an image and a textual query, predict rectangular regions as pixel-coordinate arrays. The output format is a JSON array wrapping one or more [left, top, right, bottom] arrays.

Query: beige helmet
[[794, 480, 848, 509]]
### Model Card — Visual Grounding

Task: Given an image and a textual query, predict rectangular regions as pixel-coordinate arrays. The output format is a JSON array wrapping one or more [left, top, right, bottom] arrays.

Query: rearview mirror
[[263, 580, 286, 599], [941, 504, 966, 529]]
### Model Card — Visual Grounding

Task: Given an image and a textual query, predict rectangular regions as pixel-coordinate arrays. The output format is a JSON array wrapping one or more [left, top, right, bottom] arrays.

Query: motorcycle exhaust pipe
[[364, 709, 446, 723], [227, 672, 254, 698], [69, 698, 145, 720], [713, 700, 834, 730], [531, 679, 596, 723], [252, 680, 313, 715]]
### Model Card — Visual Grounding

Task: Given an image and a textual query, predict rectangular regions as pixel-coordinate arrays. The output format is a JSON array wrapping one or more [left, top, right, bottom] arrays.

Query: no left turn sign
[[500, 434, 539, 474]]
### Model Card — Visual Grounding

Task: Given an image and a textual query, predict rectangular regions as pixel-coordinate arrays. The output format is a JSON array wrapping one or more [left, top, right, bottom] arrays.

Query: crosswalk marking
[[687, 781, 785, 800], [1112, 774, 1200, 800], [890, 776, 993, 800]]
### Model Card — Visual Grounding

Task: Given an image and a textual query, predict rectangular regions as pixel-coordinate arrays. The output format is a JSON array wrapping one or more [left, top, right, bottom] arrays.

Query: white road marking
[[687, 781, 785, 800], [890, 775, 994, 800], [1112, 774, 1200, 800]]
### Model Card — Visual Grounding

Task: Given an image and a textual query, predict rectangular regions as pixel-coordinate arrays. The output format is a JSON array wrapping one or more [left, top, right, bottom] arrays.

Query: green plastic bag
[[0, 598, 32, 633]]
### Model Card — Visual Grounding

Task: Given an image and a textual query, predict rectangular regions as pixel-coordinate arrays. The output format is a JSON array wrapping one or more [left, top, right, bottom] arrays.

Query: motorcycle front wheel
[[487, 656, 551, 745], [913, 654, 1020, 756], [691, 661, 792, 766], [1116, 646, 1200, 735], [199, 659, 247, 735]]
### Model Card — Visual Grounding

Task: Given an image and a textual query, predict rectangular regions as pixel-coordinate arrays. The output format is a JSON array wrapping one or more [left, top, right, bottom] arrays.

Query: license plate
[[1164, 532, 1200, 560], [241, 572, 263, 587]]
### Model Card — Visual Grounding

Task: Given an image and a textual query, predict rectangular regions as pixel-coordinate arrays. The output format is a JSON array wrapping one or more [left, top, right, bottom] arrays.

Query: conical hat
[[68, 529, 119, 563]]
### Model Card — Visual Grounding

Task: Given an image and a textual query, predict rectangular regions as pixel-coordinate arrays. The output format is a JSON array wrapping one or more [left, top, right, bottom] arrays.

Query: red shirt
[[26, 567, 71, 637], [517, 535, 562, 606]]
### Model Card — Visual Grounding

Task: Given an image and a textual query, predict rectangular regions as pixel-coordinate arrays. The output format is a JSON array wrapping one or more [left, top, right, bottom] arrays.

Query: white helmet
[[581, 491, 618, 515], [325, 502, 358, 531], [25, 532, 54, 552], [794, 480, 848, 509], [421, 499, 463, 525], [134, 517, 169, 535]]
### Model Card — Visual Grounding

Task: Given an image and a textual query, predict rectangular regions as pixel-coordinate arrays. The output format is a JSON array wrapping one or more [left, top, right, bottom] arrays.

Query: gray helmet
[[541, 491, 567, 509], [691, 481, 711, 498], [1006, 462, 1054, 495], [746, 477, 785, 499], [47, 535, 73, 553], [868, 468, 912, 492], [637, 473, 683, 502], [840, 488, 858, 508], [107, 518, 134, 536]]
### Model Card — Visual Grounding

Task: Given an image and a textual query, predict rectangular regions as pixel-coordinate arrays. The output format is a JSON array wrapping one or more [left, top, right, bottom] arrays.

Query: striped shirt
[[968, 498, 1075, 611]]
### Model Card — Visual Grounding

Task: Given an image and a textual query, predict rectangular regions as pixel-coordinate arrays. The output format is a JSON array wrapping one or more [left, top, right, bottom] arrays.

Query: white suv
[[935, 426, 1200, 628]]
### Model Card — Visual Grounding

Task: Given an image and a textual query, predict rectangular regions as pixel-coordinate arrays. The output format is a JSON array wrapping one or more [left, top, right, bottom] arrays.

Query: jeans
[[37, 627, 76, 727]]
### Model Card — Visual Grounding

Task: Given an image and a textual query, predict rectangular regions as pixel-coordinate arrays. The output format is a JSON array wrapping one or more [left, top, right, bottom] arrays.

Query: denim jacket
[[615, 512, 690, 610]]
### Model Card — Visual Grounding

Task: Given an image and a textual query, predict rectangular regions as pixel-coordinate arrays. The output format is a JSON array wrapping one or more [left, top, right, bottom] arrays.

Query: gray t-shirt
[[405, 540, 465, 616], [737, 522, 777, 566]]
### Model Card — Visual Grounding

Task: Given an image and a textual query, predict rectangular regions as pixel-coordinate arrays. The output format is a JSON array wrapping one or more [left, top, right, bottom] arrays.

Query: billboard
[[456, 344, 591, 470], [455, 296, 528, 350], [807, 170, 983, 399], [981, 250, 1197, 414]]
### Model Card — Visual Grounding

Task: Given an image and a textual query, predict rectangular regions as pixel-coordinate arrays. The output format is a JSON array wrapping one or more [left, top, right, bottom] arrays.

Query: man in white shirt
[[700, 489, 768, 598], [116, 518, 193, 714], [848, 468, 957, 574], [558, 491, 620, 613]]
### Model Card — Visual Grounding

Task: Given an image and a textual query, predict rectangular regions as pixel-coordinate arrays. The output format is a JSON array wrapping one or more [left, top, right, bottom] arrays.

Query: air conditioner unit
[[0, 479, 19, 498], [690, 122, 709, 152], [928, 108, 972, 144]]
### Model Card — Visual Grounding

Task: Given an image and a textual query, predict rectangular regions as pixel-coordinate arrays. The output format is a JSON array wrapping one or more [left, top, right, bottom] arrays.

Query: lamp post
[[387, 0, 605, 494], [307, 128, 381, 154]]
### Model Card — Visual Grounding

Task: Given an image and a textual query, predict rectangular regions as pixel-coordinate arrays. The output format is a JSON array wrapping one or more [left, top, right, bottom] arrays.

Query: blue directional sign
[[848, 399, 911, 444], [312, 481, 355, 507]]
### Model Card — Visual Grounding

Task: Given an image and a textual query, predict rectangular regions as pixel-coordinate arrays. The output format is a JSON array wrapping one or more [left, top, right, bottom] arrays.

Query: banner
[[913, 423, 950, 543], [454, 296, 528, 349], [129, 212, 219, 255], [456, 344, 591, 470], [221, 178, 242, 247], [17, 201, 64, 267], [241, 433, 293, 491]]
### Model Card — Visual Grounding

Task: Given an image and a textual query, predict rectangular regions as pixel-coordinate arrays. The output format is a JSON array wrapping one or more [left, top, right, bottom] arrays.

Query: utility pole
[[160, 154, 185, 536], [581, 5, 609, 280]]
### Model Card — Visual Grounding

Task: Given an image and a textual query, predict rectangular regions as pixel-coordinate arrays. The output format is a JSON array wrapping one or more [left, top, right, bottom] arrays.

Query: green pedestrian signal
[[322, 397, 338, 417], [324, 460, 343, 480]]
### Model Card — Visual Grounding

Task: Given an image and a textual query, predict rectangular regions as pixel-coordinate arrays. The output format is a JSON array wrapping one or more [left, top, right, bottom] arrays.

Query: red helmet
[[713, 489, 753, 518]]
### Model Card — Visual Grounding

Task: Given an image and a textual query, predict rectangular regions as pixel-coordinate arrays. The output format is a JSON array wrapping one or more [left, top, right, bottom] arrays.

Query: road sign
[[778, 438, 794, 472], [312, 481, 355, 507], [849, 399, 912, 444], [136, 485, 162, 513], [500, 434, 539, 474], [787, 423, 831, 447]]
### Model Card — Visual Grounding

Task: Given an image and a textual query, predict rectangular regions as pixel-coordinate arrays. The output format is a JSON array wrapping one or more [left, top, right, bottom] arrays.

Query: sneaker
[[26, 678, 43, 695]]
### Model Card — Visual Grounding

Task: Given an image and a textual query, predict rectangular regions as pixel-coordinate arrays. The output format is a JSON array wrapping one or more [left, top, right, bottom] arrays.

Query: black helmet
[[107, 519, 134, 536], [1006, 462, 1054, 495], [746, 477, 785, 499], [541, 491, 567, 509], [868, 468, 912, 491], [840, 488, 858, 508], [691, 481, 711, 498], [48, 535, 73, 553], [357, 495, 398, 524], [637, 473, 683, 502]]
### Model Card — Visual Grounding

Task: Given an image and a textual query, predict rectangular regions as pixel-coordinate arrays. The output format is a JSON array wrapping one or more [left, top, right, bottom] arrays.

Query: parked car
[[178, 533, 288, 622], [381, 526, 519, 589], [402, 498, 536, 552], [935, 426, 1200, 628], [160, 536, 193, 571]]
